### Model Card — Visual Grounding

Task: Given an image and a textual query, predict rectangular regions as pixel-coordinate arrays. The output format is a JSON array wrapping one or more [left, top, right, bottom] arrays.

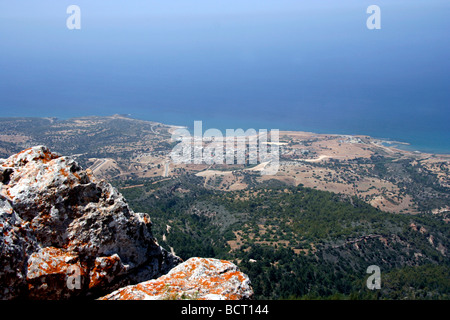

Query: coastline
[[166, 118, 450, 156], [2, 114, 449, 156]]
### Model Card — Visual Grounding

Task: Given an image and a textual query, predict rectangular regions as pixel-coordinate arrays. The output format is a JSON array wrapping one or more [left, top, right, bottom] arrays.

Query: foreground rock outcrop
[[100, 257, 253, 300], [0, 146, 182, 299], [0, 146, 254, 300]]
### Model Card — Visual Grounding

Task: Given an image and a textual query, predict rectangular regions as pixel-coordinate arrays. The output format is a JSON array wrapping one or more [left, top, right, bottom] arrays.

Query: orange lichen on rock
[[59, 168, 69, 178], [26, 247, 87, 299], [99, 257, 253, 300], [27, 247, 81, 279], [88, 254, 126, 289], [11, 146, 59, 166]]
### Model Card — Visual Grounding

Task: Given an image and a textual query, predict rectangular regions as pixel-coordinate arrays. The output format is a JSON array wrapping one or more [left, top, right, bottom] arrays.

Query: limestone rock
[[0, 146, 181, 299], [0, 195, 38, 299], [100, 257, 253, 300]]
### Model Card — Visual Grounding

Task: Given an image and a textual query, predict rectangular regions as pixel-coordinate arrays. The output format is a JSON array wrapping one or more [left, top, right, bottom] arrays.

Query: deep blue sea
[[1, 1, 449, 154]]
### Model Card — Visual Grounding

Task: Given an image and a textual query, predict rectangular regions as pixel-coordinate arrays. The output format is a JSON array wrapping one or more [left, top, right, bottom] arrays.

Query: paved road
[[89, 159, 106, 172], [164, 160, 170, 177]]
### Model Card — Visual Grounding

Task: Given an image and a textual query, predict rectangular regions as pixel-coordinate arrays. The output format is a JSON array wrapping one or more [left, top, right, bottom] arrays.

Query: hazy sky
[[0, 0, 449, 150]]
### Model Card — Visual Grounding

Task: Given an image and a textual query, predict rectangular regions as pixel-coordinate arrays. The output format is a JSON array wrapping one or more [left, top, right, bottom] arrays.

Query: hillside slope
[[118, 175, 449, 299]]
